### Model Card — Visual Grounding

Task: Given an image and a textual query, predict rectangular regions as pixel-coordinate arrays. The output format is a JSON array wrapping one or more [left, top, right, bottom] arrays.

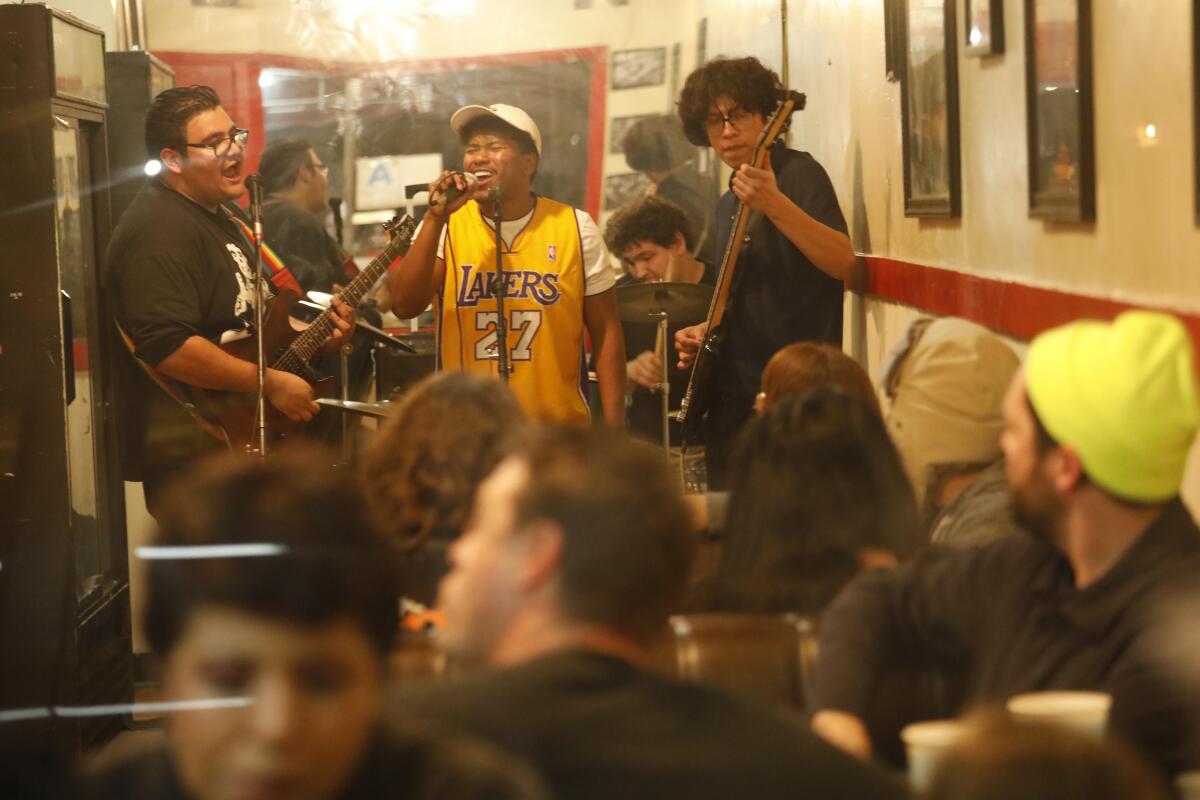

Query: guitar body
[[193, 291, 336, 451], [676, 325, 724, 444]]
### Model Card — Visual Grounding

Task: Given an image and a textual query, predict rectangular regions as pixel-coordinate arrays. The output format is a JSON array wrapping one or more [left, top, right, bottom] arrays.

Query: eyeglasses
[[309, 160, 329, 176], [704, 108, 755, 133], [185, 128, 249, 158]]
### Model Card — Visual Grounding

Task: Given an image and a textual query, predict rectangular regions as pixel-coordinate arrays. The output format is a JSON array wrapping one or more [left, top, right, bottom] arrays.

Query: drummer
[[605, 196, 716, 443]]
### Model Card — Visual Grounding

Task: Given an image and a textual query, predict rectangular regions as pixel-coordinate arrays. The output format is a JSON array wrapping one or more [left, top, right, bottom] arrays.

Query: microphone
[[245, 173, 264, 245], [430, 171, 478, 207]]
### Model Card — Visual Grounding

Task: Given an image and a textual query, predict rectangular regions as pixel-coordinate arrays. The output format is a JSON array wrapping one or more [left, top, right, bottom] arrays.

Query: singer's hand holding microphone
[[427, 170, 477, 219]]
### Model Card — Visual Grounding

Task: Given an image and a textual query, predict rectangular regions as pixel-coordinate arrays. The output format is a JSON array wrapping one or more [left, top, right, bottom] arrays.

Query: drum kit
[[615, 280, 713, 457]]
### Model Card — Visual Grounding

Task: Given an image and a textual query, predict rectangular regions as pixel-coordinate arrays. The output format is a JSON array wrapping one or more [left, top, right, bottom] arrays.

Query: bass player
[[109, 85, 355, 516], [673, 57, 855, 489]]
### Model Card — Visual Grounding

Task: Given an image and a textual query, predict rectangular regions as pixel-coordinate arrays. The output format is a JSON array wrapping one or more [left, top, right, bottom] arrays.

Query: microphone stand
[[490, 186, 510, 384], [247, 174, 268, 458]]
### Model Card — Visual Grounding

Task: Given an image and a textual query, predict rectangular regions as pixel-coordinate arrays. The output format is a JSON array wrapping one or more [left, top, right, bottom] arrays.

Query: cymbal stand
[[652, 309, 670, 459]]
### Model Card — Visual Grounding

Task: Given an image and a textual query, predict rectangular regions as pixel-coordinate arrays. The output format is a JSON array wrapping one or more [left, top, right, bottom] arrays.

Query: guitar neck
[[279, 222, 412, 368]]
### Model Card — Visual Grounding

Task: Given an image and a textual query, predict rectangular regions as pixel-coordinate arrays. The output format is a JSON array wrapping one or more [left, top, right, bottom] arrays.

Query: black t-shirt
[[262, 197, 346, 294], [107, 180, 274, 478], [393, 649, 908, 800], [714, 143, 848, 399], [110, 180, 272, 367]]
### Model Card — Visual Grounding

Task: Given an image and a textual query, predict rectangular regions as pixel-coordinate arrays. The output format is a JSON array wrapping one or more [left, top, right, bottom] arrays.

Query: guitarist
[[673, 58, 855, 489], [109, 86, 355, 515]]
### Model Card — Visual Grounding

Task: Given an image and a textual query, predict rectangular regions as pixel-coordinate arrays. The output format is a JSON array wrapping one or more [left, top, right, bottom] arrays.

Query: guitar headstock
[[749, 88, 808, 167], [383, 213, 418, 245]]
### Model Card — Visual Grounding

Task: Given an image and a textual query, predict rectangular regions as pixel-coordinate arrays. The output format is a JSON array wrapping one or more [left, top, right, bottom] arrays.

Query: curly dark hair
[[677, 57, 784, 146], [362, 373, 528, 554], [144, 84, 221, 159], [603, 195, 695, 258]]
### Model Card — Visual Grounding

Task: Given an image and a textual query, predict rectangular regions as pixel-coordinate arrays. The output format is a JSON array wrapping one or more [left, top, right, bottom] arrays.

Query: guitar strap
[[220, 206, 304, 297]]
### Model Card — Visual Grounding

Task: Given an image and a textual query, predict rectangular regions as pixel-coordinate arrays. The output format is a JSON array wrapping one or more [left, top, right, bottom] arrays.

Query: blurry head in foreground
[[757, 342, 880, 416], [145, 450, 399, 800], [362, 373, 527, 605], [927, 711, 1171, 800], [436, 426, 694, 666], [1002, 311, 1200, 539], [714, 388, 919, 612]]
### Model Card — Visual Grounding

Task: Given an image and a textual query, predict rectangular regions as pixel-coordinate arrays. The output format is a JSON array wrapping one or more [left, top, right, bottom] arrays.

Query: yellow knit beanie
[[1025, 311, 1200, 502]]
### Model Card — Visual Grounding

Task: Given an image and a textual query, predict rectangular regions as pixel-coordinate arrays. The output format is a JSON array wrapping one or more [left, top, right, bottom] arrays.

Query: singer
[[107, 86, 355, 516], [388, 103, 626, 426]]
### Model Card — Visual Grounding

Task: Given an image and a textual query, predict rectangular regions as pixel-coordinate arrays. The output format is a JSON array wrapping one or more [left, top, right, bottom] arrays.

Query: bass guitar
[[192, 214, 417, 450], [676, 90, 806, 446]]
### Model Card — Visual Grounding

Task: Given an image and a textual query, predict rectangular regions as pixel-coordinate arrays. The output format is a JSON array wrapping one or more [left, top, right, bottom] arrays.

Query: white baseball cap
[[450, 103, 542, 156]]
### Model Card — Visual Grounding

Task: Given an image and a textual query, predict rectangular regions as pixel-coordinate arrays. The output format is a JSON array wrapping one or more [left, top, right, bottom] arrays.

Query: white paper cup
[[1006, 691, 1112, 738], [1175, 771, 1200, 800], [901, 719, 969, 791]]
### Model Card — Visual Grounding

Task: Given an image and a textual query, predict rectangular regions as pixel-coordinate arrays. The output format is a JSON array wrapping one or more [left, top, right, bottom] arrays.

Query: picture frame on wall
[[901, 0, 961, 217], [1023, 0, 1095, 221], [964, 0, 1004, 56], [611, 48, 667, 90], [609, 114, 656, 155]]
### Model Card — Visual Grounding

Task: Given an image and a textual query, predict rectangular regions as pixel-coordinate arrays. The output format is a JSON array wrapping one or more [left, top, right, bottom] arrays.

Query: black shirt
[[110, 180, 271, 367], [80, 722, 549, 800], [262, 198, 346, 294], [811, 500, 1200, 776], [392, 649, 908, 800], [107, 180, 274, 479], [715, 143, 848, 399]]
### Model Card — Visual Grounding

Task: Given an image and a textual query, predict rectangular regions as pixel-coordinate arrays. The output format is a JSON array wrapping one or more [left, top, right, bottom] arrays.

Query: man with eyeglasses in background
[[108, 85, 355, 516], [258, 137, 353, 296], [673, 57, 855, 489]]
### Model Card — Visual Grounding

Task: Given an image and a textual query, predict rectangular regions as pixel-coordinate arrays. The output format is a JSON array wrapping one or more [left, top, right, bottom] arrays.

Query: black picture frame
[[901, 0, 961, 217], [1023, 0, 1095, 221], [964, 0, 1004, 56], [603, 172, 651, 210]]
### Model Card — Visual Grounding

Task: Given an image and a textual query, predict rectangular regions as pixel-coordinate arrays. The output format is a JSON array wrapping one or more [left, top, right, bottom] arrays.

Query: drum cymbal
[[617, 281, 713, 324], [315, 398, 393, 418]]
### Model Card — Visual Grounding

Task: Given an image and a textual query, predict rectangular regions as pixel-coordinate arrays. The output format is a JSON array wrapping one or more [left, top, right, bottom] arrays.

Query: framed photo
[[964, 0, 1004, 56], [603, 172, 651, 211], [611, 48, 667, 90], [1023, 0, 1095, 221], [901, 0, 961, 217], [609, 114, 657, 155]]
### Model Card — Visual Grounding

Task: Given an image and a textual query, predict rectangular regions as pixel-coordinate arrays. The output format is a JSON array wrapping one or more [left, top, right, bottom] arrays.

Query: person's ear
[[670, 232, 688, 254], [522, 153, 538, 179], [515, 520, 564, 593], [159, 147, 185, 175], [1052, 446, 1086, 494]]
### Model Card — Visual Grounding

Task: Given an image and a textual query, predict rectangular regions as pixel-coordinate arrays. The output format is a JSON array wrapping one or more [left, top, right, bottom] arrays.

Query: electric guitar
[[676, 90, 806, 446], [191, 214, 417, 450]]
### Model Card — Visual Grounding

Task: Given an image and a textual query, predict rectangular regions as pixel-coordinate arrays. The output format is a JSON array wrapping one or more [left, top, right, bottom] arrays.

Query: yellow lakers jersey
[[438, 197, 589, 424]]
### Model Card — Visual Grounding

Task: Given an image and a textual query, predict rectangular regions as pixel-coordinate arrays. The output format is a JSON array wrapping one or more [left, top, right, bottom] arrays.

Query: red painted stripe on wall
[[860, 256, 1200, 346]]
